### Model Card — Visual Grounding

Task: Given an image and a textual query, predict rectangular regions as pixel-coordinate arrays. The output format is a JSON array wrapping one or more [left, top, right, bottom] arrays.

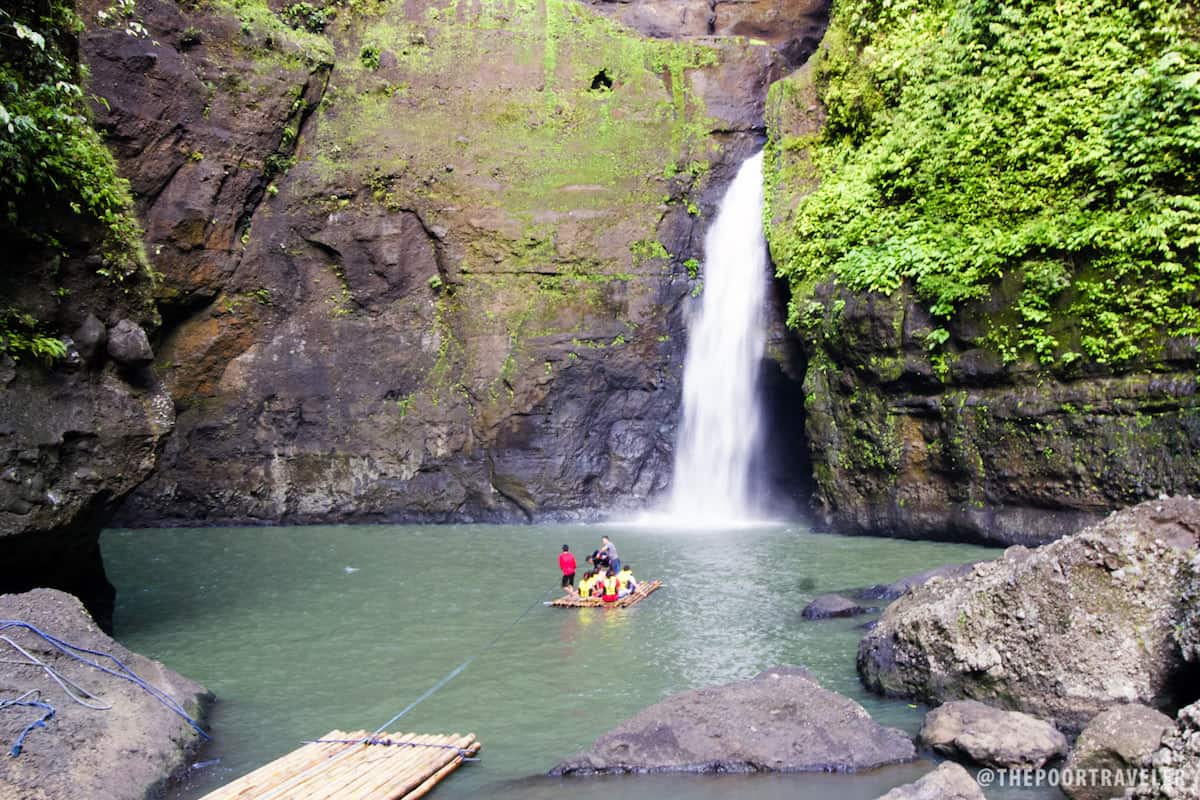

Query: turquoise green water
[[101, 521, 1053, 800]]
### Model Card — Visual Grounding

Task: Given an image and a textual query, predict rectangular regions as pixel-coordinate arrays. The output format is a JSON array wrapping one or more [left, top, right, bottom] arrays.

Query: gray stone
[[0, 589, 211, 800], [855, 562, 979, 602], [859, 498, 1200, 733], [1126, 701, 1200, 800], [876, 761, 986, 800], [1063, 704, 1173, 800], [919, 700, 1067, 769], [550, 666, 916, 775], [802, 592, 866, 619], [105, 319, 153, 366], [72, 314, 107, 363]]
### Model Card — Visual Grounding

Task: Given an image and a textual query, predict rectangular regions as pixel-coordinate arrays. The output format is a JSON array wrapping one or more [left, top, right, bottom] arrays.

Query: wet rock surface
[[0, 589, 211, 800], [1063, 704, 1174, 800], [858, 497, 1200, 733], [918, 700, 1067, 769], [875, 761, 986, 800], [550, 666, 916, 775], [801, 592, 866, 619], [853, 563, 978, 602], [83, 0, 808, 527]]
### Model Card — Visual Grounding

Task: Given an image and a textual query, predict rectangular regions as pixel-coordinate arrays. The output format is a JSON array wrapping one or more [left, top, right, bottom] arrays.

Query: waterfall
[[667, 151, 769, 524]]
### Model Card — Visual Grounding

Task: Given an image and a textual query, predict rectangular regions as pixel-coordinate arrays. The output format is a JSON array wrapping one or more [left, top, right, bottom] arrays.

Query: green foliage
[[773, 0, 1200, 365], [282, 1, 329, 33], [0, 1, 147, 274], [0, 309, 66, 363], [359, 43, 380, 70]]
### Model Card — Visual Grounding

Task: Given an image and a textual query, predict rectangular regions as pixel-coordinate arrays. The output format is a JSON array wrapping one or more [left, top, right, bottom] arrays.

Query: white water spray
[[667, 151, 769, 524]]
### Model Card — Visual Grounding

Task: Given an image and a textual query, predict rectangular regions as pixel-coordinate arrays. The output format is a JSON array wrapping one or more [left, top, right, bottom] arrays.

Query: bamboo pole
[[298, 733, 428, 800], [401, 738, 480, 800], [199, 731, 357, 800]]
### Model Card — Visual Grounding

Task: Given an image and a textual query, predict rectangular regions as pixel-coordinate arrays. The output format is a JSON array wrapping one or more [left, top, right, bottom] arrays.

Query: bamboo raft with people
[[548, 579, 662, 608]]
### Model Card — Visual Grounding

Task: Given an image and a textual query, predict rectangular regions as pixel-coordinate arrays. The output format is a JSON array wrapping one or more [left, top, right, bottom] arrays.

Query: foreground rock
[[0, 589, 212, 800], [854, 563, 979, 602], [876, 761, 985, 800], [802, 593, 866, 619], [859, 498, 1200, 732], [551, 666, 915, 775], [1062, 704, 1173, 800], [919, 700, 1067, 769], [1127, 701, 1200, 800]]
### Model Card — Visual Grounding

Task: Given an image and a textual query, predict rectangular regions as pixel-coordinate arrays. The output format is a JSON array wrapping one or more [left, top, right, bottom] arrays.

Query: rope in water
[[0, 620, 209, 741], [252, 586, 555, 800]]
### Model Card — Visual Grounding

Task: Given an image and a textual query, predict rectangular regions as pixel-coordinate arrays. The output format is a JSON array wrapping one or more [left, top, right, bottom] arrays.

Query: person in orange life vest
[[558, 544, 577, 594], [601, 568, 620, 603]]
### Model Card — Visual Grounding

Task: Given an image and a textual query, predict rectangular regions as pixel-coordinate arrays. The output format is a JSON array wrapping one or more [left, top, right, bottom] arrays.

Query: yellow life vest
[[578, 576, 593, 596], [603, 575, 619, 596], [618, 569, 634, 591]]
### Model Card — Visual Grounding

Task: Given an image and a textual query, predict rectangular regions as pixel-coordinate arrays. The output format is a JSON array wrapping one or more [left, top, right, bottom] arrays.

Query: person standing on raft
[[596, 535, 620, 574], [558, 544, 577, 594]]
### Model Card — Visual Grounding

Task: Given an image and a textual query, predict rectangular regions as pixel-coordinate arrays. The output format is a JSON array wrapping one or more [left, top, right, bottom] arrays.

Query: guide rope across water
[[232, 584, 557, 800]]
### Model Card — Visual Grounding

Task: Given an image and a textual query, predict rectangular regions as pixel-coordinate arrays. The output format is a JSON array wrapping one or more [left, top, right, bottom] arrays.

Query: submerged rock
[[802, 593, 867, 619], [858, 497, 1200, 732], [918, 700, 1067, 769], [1062, 704, 1173, 800], [0, 589, 212, 800], [550, 666, 916, 775], [875, 761, 986, 800], [853, 562, 979, 602]]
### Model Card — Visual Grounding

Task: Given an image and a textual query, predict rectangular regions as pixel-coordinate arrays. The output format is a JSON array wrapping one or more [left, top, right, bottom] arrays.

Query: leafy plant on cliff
[[770, 0, 1200, 365], [0, 0, 146, 275]]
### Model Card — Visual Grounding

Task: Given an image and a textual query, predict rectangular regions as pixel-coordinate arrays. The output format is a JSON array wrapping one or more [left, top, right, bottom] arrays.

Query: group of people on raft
[[557, 535, 639, 602]]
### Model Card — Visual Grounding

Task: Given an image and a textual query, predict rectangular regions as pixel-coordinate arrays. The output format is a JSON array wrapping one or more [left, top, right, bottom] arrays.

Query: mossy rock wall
[[83, 0, 793, 524]]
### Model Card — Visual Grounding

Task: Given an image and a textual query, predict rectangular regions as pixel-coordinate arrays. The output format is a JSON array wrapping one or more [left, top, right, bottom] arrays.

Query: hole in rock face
[[589, 69, 613, 91]]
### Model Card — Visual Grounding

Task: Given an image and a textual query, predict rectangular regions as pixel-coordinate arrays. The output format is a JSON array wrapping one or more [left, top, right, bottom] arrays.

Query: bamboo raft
[[196, 730, 480, 800], [548, 579, 662, 608]]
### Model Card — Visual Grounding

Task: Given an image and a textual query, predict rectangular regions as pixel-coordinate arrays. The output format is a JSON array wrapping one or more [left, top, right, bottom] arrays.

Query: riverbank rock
[[0, 589, 212, 800], [550, 666, 916, 775], [1127, 701, 1200, 800], [1062, 704, 1173, 800], [876, 761, 985, 800], [858, 498, 1200, 732], [854, 563, 979, 602], [918, 701, 1067, 769]]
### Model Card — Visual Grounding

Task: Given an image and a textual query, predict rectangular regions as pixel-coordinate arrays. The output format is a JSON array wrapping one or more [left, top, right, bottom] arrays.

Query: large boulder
[[0, 589, 212, 800], [1127, 701, 1200, 800], [876, 761, 986, 800], [1062, 704, 1173, 800], [550, 666, 916, 774], [918, 700, 1067, 769], [858, 498, 1200, 733]]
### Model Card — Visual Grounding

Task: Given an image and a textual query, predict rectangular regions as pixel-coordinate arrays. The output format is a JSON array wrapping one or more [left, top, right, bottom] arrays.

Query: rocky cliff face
[[74, 0, 815, 526], [1, 0, 174, 625], [764, 64, 1200, 547]]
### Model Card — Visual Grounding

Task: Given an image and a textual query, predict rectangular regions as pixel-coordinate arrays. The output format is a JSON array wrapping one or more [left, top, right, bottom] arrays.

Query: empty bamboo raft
[[548, 579, 662, 608], [196, 730, 480, 800]]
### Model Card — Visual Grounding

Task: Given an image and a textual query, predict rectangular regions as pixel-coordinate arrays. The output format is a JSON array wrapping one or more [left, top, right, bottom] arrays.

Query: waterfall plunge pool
[[102, 522, 1061, 800]]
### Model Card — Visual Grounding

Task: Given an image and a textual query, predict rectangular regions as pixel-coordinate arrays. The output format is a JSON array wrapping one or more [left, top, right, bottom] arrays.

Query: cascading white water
[[667, 151, 769, 524]]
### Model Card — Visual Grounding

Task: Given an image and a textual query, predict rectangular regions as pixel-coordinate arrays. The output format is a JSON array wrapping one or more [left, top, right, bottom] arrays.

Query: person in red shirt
[[558, 544, 577, 594]]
